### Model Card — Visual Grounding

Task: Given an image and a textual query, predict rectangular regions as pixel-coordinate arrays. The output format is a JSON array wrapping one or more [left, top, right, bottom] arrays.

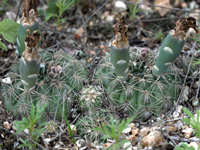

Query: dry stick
[[0, 125, 20, 146], [166, 134, 179, 146], [40, 133, 48, 148], [141, 17, 182, 22], [166, 135, 200, 144], [48, 113, 80, 143], [0, 81, 8, 118], [195, 76, 200, 99], [87, 37, 114, 81], [56, 40, 69, 54], [177, 42, 196, 104], [0, 126, 46, 149], [77, 4, 88, 44], [189, 71, 198, 92], [164, 43, 196, 119], [15, 0, 23, 21], [20, 132, 47, 150]]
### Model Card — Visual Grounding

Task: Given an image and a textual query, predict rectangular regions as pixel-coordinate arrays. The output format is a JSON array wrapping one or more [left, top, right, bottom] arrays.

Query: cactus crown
[[23, 29, 40, 60], [112, 16, 129, 49], [173, 17, 198, 40], [21, 0, 39, 24]]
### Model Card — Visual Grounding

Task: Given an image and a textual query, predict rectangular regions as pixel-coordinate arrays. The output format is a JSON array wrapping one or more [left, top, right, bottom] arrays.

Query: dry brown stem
[[23, 29, 40, 60], [112, 16, 129, 49], [174, 17, 198, 40]]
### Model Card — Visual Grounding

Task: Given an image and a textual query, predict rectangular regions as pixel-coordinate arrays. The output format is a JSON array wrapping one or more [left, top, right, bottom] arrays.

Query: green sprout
[[44, 0, 75, 29], [14, 104, 47, 150], [92, 116, 134, 150], [128, 0, 141, 22]]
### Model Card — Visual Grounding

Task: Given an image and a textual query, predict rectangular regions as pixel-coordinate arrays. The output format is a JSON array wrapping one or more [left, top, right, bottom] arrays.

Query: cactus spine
[[153, 17, 198, 75], [16, 0, 40, 56]]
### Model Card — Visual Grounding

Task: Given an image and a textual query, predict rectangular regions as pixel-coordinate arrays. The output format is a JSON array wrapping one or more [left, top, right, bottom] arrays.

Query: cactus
[[77, 109, 111, 142], [16, 0, 40, 56], [45, 120, 58, 133], [95, 47, 181, 121], [1, 47, 88, 122], [94, 16, 182, 121], [153, 17, 198, 75], [79, 85, 103, 110]]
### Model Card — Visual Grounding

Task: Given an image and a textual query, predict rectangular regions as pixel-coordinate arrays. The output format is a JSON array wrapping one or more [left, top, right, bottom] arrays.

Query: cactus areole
[[110, 16, 130, 81], [153, 17, 198, 75]]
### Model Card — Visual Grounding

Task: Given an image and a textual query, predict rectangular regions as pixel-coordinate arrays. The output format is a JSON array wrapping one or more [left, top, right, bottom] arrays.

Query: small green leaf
[[0, 38, 7, 50], [183, 107, 194, 118], [44, 13, 57, 23], [0, 19, 19, 43]]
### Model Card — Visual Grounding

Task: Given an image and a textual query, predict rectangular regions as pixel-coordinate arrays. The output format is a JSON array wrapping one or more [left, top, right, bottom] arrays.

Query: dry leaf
[[74, 28, 85, 40], [154, 0, 172, 16]]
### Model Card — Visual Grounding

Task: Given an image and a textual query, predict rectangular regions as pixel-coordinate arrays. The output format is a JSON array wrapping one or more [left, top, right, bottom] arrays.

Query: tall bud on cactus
[[153, 17, 198, 75], [110, 16, 130, 81], [16, 0, 40, 56], [20, 29, 41, 91]]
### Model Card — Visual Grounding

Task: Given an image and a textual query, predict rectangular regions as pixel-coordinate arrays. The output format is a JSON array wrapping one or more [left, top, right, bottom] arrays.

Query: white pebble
[[114, 1, 127, 12], [106, 15, 114, 22], [2, 77, 12, 84]]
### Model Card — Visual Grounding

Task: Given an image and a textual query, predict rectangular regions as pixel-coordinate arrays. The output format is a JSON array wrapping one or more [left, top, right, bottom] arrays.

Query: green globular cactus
[[16, 0, 40, 56], [1, 48, 88, 122], [95, 47, 181, 121], [79, 85, 103, 110], [153, 17, 198, 75], [77, 109, 111, 142], [110, 16, 130, 81], [1, 0, 89, 123]]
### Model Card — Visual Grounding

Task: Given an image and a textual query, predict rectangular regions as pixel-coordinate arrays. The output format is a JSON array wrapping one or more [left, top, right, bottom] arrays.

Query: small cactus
[[45, 120, 58, 133], [153, 17, 198, 75], [77, 109, 111, 142], [2, 48, 88, 122], [79, 85, 103, 110]]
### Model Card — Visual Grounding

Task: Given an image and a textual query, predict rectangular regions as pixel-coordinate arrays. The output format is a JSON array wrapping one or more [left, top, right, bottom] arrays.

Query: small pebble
[[106, 15, 114, 22], [3, 121, 11, 130], [114, 1, 127, 12], [2, 77, 12, 84]]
